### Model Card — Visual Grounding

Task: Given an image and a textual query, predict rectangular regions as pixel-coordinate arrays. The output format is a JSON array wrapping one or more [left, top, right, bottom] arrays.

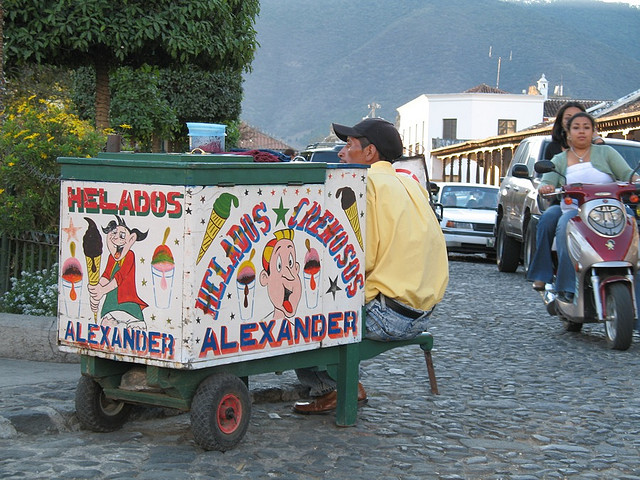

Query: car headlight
[[445, 220, 473, 230], [587, 204, 625, 236]]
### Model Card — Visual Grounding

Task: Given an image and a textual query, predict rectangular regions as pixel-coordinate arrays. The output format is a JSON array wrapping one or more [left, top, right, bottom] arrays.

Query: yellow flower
[[0, 189, 4, 194], [8, 162, 14, 167]]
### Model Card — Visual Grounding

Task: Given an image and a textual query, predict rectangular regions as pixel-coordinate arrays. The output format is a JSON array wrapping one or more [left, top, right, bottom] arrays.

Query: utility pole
[[366, 102, 381, 118], [489, 46, 512, 89]]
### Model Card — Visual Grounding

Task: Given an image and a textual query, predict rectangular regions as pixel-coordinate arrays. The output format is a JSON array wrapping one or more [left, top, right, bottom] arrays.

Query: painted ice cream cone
[[197, 193, 239, 265], [83, 217, 103, 320], [336, 187, 363, 250], [236, 249, 257, 320], [303, 238, 321, 308], [152, 227, 175, 309], [61, 242, 83, 317]]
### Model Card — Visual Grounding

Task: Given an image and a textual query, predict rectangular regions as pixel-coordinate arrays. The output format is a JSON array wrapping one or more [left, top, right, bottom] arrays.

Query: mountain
[[241, 0, 640, 149]]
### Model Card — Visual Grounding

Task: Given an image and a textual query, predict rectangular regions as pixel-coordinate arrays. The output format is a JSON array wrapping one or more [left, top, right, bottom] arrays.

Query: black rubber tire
[[75, 375, 132, 432], [564, 320, 583, 332], [523, 221, 537, 276], [604, 283, 634, 351], [191, 373, 251, 451], [496, 222, 520, 273]]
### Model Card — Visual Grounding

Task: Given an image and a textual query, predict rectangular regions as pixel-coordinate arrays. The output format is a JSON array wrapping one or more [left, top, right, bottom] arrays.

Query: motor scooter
[[535, 160, 640, 350]]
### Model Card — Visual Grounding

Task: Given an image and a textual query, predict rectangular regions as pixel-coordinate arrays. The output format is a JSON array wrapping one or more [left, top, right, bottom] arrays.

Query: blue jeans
[[295, 297, 432, 396], [555, 209, 579, 294], [527, 205, 562, 284]]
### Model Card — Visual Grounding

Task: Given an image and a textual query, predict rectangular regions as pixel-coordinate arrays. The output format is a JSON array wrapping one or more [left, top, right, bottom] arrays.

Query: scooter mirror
[[534, 160, 555, 174]]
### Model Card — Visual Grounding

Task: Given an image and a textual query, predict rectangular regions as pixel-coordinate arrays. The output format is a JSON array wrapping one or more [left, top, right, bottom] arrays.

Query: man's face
[[107, 226, 135, 261], [338, 136, 373, 165], [260, 238, 302, 319]]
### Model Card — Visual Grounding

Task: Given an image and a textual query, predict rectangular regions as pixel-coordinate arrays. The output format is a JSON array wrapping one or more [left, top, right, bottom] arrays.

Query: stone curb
[[0, 313, 79, 363]]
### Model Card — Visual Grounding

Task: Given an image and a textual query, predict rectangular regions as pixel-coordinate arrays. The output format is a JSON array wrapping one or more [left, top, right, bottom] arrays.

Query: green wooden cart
[[57, 152, 437, 450]]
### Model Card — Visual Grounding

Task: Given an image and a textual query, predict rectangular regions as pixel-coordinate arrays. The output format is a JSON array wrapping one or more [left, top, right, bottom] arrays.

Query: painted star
[[62, 218, 81, 241], [200, 196, 206, 203], [141, 279, 147, 286], [273, 198, 289, 226], [186, 207, 192, 215], [196, 317, 201, 324], [326, 276, 342, 300]]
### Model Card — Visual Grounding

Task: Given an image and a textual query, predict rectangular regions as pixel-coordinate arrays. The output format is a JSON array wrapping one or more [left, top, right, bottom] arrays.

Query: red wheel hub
[[217, 393, 242, 433]]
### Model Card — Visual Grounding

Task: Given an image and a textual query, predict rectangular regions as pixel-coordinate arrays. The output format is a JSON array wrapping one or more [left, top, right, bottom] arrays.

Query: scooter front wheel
[[604, 283, 634, 351]]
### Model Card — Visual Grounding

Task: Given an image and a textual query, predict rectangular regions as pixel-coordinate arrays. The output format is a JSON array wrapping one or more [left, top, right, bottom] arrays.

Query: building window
[[498, 119, 516, 135], [443, 119, 457, 140]]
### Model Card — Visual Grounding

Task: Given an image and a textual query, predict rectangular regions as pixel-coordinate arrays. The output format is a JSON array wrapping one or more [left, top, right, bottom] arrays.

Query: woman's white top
[[562, 162, 613, 212]]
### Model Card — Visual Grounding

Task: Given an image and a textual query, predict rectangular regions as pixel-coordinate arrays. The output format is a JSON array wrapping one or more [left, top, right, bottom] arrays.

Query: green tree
[[4, 0, 260, 129], [71, 66, 243, 151]]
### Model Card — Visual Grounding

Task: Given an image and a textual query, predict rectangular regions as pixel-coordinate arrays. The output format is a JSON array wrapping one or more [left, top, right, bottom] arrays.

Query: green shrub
[[0, 264, 58, 316], [0, 95, 106, 235]]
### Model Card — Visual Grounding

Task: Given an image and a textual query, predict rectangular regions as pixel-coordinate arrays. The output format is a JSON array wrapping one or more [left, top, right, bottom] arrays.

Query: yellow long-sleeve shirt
[[365, 161, 449, 310]]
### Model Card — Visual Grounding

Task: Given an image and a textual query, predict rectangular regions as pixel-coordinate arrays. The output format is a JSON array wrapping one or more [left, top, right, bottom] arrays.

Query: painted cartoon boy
[[259, 229, 302, 320], [88, 216, 148, 328]]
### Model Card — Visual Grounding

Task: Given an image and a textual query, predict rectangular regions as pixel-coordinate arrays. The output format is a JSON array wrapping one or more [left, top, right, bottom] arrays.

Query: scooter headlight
[[587, 204, 625, 236]]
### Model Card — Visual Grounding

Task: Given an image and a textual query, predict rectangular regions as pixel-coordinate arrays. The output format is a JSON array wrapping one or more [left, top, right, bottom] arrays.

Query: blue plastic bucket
[[186, 123, 226, 153]]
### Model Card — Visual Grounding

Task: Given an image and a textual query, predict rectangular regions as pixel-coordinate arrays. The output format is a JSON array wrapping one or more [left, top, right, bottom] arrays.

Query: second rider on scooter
[[533, 112, 640, 302]]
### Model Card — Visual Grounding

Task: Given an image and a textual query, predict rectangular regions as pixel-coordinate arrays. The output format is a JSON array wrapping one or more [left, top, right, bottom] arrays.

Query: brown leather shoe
[[293, 383, 367, 415], [532, 281, 545, 291]]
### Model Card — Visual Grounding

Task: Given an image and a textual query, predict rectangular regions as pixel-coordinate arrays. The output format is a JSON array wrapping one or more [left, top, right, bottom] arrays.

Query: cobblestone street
[[2, 257, 640, 479]]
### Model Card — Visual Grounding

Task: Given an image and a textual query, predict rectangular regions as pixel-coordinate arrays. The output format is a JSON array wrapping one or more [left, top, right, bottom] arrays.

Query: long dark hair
[[551, 101, 586, 148]]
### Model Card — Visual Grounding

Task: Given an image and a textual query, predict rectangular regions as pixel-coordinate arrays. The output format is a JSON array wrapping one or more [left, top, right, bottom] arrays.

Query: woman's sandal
[[532, 281, 545, 291]]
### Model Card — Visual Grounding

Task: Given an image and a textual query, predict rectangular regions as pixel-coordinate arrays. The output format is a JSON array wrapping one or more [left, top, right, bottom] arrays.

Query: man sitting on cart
[[294, 117, 449, 414]]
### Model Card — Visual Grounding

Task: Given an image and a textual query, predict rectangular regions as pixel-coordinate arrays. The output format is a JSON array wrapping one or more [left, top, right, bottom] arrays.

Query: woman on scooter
[[537, 112, 639, 302], [528, 102, 586, 291]]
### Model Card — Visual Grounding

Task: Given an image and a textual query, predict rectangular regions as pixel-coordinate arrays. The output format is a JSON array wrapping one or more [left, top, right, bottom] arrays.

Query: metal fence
[[0, 232, 59, 294]]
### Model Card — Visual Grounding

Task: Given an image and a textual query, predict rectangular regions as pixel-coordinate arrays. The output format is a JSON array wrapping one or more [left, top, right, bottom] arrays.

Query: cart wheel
[[190, 373, 251, 451], [75, 375, 132, 432]]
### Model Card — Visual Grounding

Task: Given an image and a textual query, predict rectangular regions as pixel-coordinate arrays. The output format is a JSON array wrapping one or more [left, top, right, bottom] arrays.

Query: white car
[[435, 182, 499, 255]]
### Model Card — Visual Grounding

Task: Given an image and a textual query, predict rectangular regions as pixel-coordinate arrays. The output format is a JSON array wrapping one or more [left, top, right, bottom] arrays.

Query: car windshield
[[311, 151, 341, 163], [441, 186, 498, 210]]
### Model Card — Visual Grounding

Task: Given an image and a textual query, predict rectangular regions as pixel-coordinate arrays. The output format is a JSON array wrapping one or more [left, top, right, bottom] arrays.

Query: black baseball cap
[[332, 118, 403, 161]]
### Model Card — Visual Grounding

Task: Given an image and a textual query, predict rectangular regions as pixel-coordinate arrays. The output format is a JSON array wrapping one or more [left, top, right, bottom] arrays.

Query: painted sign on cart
[[58, 167, 366, 368]]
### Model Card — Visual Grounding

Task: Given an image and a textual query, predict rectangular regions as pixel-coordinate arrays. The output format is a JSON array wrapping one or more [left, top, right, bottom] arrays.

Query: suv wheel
[[496, 221, 520, 272]]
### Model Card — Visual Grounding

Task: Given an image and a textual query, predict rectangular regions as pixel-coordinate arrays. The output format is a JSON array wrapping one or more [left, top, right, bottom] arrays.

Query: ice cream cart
[[57, 151, 376, 450]]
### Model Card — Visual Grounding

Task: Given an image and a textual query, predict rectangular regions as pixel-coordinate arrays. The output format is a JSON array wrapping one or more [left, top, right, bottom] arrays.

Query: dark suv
[[495, 135, 640, 273], [294, 142, 345, 163]]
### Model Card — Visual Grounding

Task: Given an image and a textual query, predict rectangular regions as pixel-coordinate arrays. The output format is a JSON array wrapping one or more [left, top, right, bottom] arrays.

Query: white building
[[396, 84, 544, 182]]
